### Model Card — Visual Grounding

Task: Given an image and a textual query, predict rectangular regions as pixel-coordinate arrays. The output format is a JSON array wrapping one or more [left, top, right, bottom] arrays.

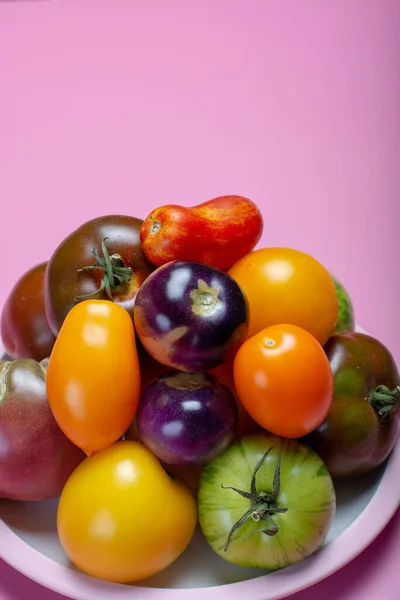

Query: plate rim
[[1, 326, 400, 600]]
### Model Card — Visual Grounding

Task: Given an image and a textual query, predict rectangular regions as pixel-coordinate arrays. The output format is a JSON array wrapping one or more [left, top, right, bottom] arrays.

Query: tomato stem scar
[[221, 446, 288, 551], [150, 221, 161, 236], [74, 238, 133, 302], [368, 384, 400, 418], [190, 280, 221, 317]]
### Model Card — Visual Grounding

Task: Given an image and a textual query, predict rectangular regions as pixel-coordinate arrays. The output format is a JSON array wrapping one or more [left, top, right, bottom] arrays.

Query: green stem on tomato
[[74, 237, 132, 302], [221, 446, 288, 552], [368, 385, 400, 418]]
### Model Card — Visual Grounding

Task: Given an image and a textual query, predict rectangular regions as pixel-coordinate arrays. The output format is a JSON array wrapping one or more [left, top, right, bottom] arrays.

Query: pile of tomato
[[1, 195, 399, 584]]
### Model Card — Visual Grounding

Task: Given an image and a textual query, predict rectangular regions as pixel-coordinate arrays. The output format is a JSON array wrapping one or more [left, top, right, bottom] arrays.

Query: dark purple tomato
[[306, 332, 400, 478], [134, 260, 249, 372], [136, 371, 238, 466]]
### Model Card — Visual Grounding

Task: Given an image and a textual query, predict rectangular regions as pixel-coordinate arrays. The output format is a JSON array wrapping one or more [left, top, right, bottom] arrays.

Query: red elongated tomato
[[46, 300, 141, 454], [140, 195, 263, 270]]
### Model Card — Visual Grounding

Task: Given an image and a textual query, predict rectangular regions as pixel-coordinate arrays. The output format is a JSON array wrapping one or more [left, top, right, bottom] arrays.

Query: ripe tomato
[[140, 195, 263, 270], [233, 324, 333, 438], [46, 300, 141, 454], [307, 332, 400, 478], [57, 441, 197, 583], [1, 262, 56, 361], [45, 215, 154, 335], [0, 358, 84, 501], [134, 260, 248, 372], [228, 247, 338, 345]]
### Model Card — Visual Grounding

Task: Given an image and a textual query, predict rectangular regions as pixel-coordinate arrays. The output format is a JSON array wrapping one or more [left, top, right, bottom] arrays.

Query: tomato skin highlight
[[228, 247, 338, 345], [140, 196, 263, 270], [198, 433, 336, 570], [233, 324, 334, 438], [57, 441, 197, 583], [46, 300, 141, 454]]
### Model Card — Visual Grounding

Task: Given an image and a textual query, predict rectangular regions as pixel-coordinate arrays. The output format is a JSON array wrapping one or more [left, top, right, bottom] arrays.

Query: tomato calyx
[[368, 384, 400, 419], [221, 446, 288, 551], [190, 280, 221, 317], [149, 218, 161, 236], [74, 238, 133, 302]]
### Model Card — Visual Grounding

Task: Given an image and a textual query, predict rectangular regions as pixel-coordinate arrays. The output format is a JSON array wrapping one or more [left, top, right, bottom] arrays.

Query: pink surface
[[0, 1, 399, 599]]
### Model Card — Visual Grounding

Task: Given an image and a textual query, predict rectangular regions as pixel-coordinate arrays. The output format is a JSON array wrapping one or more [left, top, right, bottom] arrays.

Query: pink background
[[1, 1, 399, 599]]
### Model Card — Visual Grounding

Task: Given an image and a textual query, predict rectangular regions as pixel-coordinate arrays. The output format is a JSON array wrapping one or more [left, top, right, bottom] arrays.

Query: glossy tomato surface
[[140, 195, 263, 270], [198, 433, 335, 569], [46, 300, 141, 454], [45, 215, 154, 334], [233, 324, 334, 438], [57, 441, 197, 583], [307, 332, 400, 478], [134, 260, 249, 372], [137, 371, 238, 466], [0, 358, 84, 501], [1, 262, 56, 361], [228, 247, 338, 345]]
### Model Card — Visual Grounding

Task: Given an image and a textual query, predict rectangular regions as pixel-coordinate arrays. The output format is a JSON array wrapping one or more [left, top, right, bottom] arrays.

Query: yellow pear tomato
[[57, 441, 197, 583]]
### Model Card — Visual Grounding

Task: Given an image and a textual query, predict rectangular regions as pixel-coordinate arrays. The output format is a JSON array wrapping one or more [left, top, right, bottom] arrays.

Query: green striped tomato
[[197, 433, 336, 570], [332, 276, 355, 334]]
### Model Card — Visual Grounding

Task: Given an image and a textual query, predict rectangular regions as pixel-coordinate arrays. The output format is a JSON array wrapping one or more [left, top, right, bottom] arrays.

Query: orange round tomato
[[57, 441, 197, 583], [228, 247, 338, 345], [46, 299, 141, 454], [233, 324, 334, 438]]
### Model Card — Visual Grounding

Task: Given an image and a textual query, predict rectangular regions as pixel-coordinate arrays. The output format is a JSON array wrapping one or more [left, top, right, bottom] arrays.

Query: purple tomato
[[133, 260, 249, 372], [136, 371, 238, 466]]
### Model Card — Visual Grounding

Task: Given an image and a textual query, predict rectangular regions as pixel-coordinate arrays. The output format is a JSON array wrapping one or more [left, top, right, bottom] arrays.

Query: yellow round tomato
[[57, 441, 197, 583], [47, 299, 141, 455], [228, 247, 338, 345]]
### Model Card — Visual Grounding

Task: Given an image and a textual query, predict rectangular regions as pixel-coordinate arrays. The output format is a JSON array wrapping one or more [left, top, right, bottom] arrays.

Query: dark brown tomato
[[306, 332, 400, 478], [1, 262, 56, 361], [45, 215, 154, 334]]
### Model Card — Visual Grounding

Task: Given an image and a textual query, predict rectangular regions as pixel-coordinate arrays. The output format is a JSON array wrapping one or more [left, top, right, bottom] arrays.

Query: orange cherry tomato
[[47, 300, 140, 454], [228, 247, 338, 345], [233, 324, 334, 438]]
